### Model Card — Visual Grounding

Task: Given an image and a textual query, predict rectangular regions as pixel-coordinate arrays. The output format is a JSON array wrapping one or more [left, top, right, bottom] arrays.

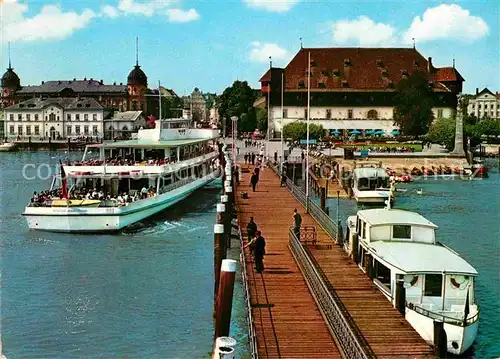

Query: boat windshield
[[358, 177, 389, 191]]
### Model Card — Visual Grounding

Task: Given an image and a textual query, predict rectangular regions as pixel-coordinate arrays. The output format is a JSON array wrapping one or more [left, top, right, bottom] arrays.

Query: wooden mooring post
[[213, 223, 225, 308], [224, 182, 233, 249], [433, 319, 448, 358], [320, 186, 326, 212], [214, 259, 237, 339]]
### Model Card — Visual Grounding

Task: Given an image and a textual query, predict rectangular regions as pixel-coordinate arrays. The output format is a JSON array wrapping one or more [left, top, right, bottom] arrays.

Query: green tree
[[393, 71, 435, 137], [427, 117, 456, 150], [256, 108, 268, 133], [283, 122, 324, 142], [218, 80, 258, 135]]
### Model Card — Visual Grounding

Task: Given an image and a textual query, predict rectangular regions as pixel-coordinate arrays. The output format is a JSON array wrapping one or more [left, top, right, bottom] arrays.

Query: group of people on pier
[[243, 217, 266, 273]]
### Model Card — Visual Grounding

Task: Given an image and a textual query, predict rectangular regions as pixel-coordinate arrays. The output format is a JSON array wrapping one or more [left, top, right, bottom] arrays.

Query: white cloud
[[244, 0, 299, 13], [101, 5, 120, 18], [3, 1, 96, 42], [117, 0, 174, 17], [166, 8, 199, 22], [249, 42, 290, 63], [404, 4, 489, 43], [332, 16, 397, 46]]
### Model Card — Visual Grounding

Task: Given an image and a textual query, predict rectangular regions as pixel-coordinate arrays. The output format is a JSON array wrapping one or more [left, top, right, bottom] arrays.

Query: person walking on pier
[[244, 153, 248, 164], [251, 152, 256, 165], [246, 217, 257, 242], [250, 170, 259, 192], [244, 230, 266, 273], [293, 208, 302, 240]]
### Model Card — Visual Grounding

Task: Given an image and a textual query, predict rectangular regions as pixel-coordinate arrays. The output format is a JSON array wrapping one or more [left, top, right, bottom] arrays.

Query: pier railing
[[238, 226, 259, 359], [288, 228, 374, 359], [268, 161, 339, 241]]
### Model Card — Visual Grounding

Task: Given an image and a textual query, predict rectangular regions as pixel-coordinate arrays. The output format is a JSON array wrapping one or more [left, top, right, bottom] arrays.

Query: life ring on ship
[[403, 275, 419, 288], [450, 275, 469, 290]]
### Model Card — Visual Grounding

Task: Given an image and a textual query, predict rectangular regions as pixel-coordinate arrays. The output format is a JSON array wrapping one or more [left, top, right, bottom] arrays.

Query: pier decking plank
[[236, 167, 342, 359], [236, 164, 435, 359]]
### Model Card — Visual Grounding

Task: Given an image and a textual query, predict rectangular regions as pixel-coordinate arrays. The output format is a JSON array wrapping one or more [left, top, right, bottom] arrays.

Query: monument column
[[450, 93, 466, 157]]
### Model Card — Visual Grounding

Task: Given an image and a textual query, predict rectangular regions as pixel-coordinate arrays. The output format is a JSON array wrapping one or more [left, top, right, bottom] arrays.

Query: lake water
[[0, 151, 249, 358]]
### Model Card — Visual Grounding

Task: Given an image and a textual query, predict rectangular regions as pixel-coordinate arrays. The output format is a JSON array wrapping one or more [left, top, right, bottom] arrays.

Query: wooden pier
[[235, 164, 435, 359]]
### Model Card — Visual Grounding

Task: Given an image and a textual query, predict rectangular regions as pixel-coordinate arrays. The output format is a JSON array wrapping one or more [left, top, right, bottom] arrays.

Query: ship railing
[[288, 227, 374, 359], [238, 226, 259, 359], [407, 302, 480, 326]]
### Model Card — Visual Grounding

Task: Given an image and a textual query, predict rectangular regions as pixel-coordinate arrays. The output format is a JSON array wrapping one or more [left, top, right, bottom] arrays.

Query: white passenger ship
[[351, 162, 393, 205], [345, 205, 479, 355], [23, 118, 221, 232]]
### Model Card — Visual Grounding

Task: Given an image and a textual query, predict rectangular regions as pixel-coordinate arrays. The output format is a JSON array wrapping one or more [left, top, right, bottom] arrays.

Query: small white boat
[[352, 163, 392, 205], [0, 142, 16, 152], [417, 189, 423, 195], [23, 118, 222, 232], [345, 205, 479, 355]]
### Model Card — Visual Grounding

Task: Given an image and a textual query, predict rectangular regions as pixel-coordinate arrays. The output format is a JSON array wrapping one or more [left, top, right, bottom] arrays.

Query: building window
[[84, 114, 89, 121], [76, 114, 80, 121], [304, 108, 308, 119], [75, 125, 81, 135], [35, 114, 39, 121], [367, 109, 378, 119], [348, 109, 353, 119], [437, 109, 443, 118], [84, 125, 89, 135], [326, 109, 332, 120], [9, 114, 14, 121], [424, 274, 443, 297], [34, 126, 40, 135], [93, 125, 98, 135], [93, 114, 97, 121], [45, 116, 48, 121], [67, 126, 72, 135], [283, 109, 288, 118], [18, 114, 22, 121], [67, 114, 71, 121], [57, 116, 60, 121], [49, 113, 56, 122], [18, 125, 22, 135], [9, 125, 14, 134], [26, 114, 31, 121], [26, 126, 32, 136], [393, 225, 411, 239]]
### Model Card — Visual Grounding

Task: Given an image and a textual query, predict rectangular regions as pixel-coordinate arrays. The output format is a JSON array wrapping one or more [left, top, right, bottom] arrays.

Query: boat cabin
[[353, 167, 390, 191], [348, 208, 478, 325]]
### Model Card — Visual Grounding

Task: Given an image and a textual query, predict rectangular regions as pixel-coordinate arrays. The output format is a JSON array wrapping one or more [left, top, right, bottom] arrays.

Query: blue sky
[[1, 0, 498, 96]]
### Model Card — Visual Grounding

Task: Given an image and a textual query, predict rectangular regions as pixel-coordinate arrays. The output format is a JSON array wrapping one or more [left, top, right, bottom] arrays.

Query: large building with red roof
[[256, 47, 464, 137]]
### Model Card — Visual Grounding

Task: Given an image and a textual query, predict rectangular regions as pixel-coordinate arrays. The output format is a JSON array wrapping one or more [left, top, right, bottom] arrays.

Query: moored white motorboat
[[23, 118, 222, 232], [344, 205, 479, 355], [352, 162, 393, 205]]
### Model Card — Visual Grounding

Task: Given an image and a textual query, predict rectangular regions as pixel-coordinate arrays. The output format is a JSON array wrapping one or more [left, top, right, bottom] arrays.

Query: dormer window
[[401, 70, 409, 78], [298, 80, 305, 89], [341, 79, 349, 88], [387, 80, 394, 89], [321, 69, 330, 77], [344, 58, 351, 66], [381, 70, 388, 77], [376, 59, 383, 67], [310, 60, 317, 67], [85, 103, 90, 108], [318, 82, 326, 89], [333, 69, 341, 77], [77, 104, 82, 108], [413, 60, 419, 67]]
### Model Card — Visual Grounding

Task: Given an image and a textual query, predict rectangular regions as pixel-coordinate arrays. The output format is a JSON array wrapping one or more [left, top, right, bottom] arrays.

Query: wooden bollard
[[214, 223, 225, 300], [364, 252, 373, 279], [320, 187, 326, 212], [225, 185, 233, 249], [433, 319, 447, 358], [395, 280, 406, 316], [352, 233, 359, 263], [215, 259, 237, 339]]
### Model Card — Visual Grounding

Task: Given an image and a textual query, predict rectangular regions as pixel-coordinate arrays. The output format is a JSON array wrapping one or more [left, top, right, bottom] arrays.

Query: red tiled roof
[[259, 47, 462, 92], [259, 69, 271, 82], [434, 67, 464, 82]]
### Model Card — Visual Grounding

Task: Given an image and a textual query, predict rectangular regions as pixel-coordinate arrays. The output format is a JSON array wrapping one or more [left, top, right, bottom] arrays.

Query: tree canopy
[[283, 122, 324, 142], [393, 71, 435, 137], [218, 80, 258, 135]]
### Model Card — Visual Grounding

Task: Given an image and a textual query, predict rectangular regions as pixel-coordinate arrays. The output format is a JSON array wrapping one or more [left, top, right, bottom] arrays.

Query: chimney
[[427, 57, 433, 73], [475, 88, 479, 95], [41, 81, 44, 84], [73, 78, 76, 81], [100, 79, 103, 85], [84, 77, 87, 81], [113, 82, 116, 85]]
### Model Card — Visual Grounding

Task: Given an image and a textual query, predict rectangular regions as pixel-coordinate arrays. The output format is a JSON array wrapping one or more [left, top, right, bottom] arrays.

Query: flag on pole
[[59, 160, 68, 199]]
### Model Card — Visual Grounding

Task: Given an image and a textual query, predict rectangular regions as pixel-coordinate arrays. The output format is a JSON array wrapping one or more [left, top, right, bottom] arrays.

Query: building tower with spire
[[127, 37, 148, 112], [1, 43, 21, 108]]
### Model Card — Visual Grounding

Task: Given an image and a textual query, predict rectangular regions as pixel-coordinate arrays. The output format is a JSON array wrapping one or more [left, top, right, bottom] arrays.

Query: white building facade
[[4, 97, 103, 140], [467, 88, 500, 119], [258, 47, 463, 137]]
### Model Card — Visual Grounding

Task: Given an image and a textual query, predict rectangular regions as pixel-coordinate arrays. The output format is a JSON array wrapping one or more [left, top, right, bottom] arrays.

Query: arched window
[[367, 109, 378, 119], [122, 125, 128, 131], [49, 113, 56, 122]]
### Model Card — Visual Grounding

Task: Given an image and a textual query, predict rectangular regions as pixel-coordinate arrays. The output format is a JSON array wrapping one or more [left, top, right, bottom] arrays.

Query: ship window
[[362, 221, 366, 239], [374, 260, 391, 286], [424, 274, 442, 297], [393, 225, 411, 239]]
